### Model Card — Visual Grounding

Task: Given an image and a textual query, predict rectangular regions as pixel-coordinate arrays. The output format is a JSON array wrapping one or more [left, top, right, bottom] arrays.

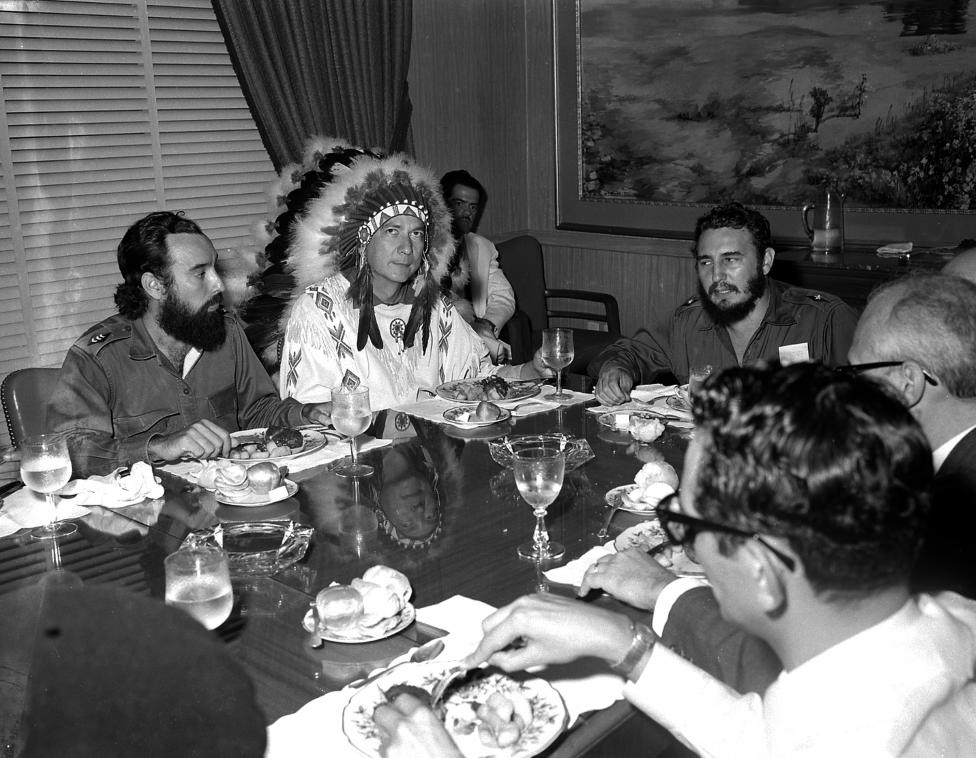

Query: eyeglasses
[[656, 493, 796, 572], [836, 361, 937, 387]]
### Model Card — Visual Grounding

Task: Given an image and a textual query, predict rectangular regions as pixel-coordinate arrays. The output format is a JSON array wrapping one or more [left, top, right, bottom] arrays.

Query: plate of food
[[303, 604, 416, 644], [614, 521, 705, 578], [597, 411, 667, 443], [342, 661, 568, 758], [605, 484, 657, 514], [436, 377, 542, 404], [219, 426, 327, 463], [304, 566, 416, 645], [443, 403, 512, 427], [215, 478, 298, 507]]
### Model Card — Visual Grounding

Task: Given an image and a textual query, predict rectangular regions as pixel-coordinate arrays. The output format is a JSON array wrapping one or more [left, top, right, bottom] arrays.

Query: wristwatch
[[610, 619, 656, 679]]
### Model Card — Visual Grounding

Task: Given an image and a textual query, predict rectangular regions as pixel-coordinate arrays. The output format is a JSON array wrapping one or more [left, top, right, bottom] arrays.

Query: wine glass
[[514, 446, 566, 561], [20, 433, 76, 540], [331, 385, 374, 477], [542, 327, 574, 403], [164, 546, 233, 630]]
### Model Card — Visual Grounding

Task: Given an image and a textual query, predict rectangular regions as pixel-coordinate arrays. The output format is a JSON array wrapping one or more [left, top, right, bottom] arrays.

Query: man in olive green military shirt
[[589, 202, 858, 405], [48, 211, 331, 477]]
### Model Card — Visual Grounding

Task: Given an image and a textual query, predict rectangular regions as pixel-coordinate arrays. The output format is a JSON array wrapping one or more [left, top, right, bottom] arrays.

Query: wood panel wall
[[410, 0, 695, 337]]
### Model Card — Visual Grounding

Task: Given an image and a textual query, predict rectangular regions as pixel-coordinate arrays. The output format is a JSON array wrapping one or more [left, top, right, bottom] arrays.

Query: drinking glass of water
[[514, 445, 566, 561], [20, 433, 76, 540], [331, 385, 374, 478], [164, 546, 233, 630], [541, 327, 574, 403]]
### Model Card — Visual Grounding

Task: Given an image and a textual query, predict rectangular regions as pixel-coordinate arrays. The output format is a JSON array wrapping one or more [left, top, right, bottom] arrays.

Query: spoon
[[597, 501, 623, 540]]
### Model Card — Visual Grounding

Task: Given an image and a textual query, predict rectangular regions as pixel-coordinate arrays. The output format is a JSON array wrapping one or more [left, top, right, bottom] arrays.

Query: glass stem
[[47, 493, 58, 529], [533, 509, 551, 555], [349, 436, 358, 466], [556, 369, 563, 397]]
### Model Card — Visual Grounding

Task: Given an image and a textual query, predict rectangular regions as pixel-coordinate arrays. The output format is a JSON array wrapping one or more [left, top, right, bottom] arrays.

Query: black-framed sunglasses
[[836, 361, 937, 387], [656, 493, 796, 572]]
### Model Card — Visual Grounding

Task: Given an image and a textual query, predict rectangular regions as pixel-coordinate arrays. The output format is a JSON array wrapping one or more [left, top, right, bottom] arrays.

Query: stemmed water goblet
[[542, 327, 574, 403], [331, 385, 374, 477], [164, 546, 233, 630], [20, 433, 76, 540], [514, 445, 566, 561]]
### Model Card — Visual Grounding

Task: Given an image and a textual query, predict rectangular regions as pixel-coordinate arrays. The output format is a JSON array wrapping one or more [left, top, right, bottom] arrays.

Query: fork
[[429, 662, 469, 708]]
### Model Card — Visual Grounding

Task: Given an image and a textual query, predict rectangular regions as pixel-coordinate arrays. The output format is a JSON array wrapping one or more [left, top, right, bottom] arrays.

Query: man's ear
[[761, 247, 775, 276], [741, 540, 788, 617], [141, 271, 166, 302], [895, 362, 927, 408]]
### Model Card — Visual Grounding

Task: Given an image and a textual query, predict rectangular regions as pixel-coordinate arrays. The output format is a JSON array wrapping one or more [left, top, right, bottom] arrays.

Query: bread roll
[[314, 585, 364, 631]]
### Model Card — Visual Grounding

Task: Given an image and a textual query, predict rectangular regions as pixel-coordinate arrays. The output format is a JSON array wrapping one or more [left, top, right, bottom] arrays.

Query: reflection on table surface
[[0, 403, 692, 755]]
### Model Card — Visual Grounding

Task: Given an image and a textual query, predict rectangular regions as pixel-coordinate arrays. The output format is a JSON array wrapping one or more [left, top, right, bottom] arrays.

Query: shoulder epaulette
[[75, 321, 132, 353]]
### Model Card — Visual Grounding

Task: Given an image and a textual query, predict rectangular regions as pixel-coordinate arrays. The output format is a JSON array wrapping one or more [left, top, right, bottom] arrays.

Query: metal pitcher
[[802, 188, 845, 253]]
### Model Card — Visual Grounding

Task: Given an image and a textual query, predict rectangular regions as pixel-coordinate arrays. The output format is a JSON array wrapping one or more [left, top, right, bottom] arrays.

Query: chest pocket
[[114, 407, 178, 440], [208, 383, 239, 428]]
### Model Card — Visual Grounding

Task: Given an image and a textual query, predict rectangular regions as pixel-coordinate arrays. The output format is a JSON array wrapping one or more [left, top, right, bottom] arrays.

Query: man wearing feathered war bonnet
[[271, 138, 549, 410]]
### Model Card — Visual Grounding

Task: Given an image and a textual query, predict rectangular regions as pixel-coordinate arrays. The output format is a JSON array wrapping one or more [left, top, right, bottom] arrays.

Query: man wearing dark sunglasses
[[375, 364, 976, 756]]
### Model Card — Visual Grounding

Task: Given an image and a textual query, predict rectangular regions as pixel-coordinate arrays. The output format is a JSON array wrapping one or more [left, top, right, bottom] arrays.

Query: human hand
[[464, 593, 633, 672], [373, 693, 463, 758], [595, 366, 634, 405], [302, 401, 332, 426], [529, 348, 555, 379], [146, 419, 231, 463], [578, 548, 677, 610], [492, 340, 512, 365]]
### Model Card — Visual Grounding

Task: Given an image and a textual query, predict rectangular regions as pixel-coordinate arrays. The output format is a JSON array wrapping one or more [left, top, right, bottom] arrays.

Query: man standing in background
[[440, 170, 516, 363]]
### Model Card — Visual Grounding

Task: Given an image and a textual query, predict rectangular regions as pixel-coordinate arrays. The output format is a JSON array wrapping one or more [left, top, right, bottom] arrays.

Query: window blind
[[0, 0, 275, 462]]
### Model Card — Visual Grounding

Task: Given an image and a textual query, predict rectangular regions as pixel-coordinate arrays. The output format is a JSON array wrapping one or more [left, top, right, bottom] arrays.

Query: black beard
[[158, 291, 227, 351], [699, 271, 767, 326], [450, 217, 473, 239]]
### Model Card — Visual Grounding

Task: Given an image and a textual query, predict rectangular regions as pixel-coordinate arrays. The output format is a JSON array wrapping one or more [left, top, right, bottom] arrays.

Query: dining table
[[0, 395, 697, 758]]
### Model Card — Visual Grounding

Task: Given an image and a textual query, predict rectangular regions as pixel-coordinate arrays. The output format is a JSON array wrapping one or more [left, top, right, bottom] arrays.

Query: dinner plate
[[604, 484, 663, 514], [303, 603, 416, 644], [342, 661, 568, 758], [215, 479, 298, 506], [218, 428, 327, 464], [435, 379, 542, 405], [443, 405, 513, 427]]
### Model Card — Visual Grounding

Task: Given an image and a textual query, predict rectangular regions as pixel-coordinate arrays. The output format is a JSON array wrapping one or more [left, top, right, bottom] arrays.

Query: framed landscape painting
[[555, 0, 976, 247]]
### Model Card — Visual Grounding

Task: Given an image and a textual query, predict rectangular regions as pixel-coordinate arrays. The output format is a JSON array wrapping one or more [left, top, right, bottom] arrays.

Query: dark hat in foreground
[[20, 584, 266, 757]]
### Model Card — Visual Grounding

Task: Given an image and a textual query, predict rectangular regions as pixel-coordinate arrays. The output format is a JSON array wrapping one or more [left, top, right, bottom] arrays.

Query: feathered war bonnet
[[283, 147, 453, 354]]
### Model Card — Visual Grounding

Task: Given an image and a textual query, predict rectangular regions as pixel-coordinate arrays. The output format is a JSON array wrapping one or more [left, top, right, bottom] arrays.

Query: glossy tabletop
[[0, 403, 692, 756]]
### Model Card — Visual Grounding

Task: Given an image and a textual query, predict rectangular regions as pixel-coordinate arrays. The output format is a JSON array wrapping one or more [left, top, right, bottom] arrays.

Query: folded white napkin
[[60, 461, 165, 506], [543, 543, 616, 587], [264, 594, 625, 757], [396, 386, 595, 425], [588, 385, 693, 427], [587, 383, 673, 415], [0, 490, 92, 538], [160, 437, 392, 482], [876, 241, 913, 257]]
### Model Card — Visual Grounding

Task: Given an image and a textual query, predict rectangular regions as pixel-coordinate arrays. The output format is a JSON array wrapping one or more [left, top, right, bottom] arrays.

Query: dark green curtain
[[211, 0, 413, 170]]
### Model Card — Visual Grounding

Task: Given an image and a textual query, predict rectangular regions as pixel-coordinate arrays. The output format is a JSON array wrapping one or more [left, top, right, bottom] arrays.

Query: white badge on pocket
[[779, 343, 811, 366]]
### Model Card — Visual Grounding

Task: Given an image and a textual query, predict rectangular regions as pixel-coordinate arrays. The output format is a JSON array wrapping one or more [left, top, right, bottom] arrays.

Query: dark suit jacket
[[660, 427, 976, 695]]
